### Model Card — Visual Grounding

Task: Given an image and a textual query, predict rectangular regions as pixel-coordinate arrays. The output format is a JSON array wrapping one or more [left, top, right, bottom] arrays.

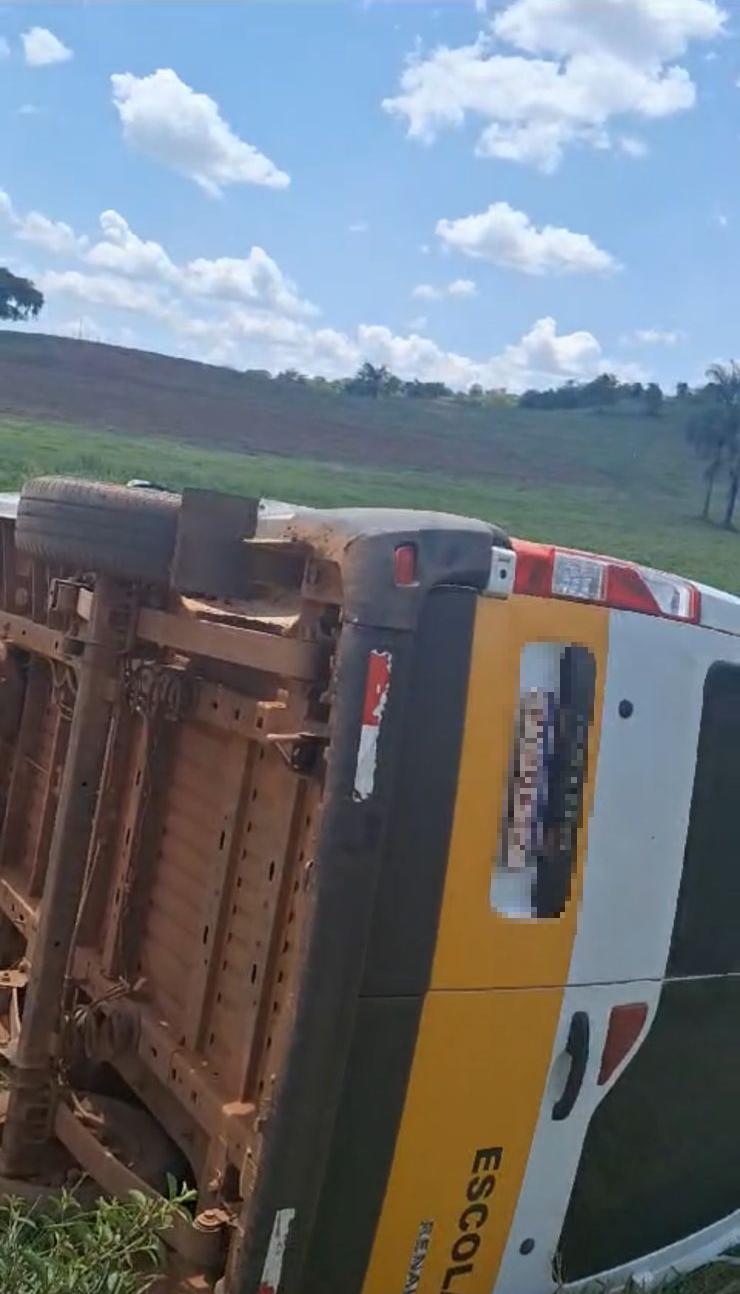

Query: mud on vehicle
[[0, 476, 737, 1294]]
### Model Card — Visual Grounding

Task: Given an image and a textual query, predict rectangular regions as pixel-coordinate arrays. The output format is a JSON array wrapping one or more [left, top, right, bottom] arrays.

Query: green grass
[[0, 1187, 191, 1293], [0, 410, 738, 593]]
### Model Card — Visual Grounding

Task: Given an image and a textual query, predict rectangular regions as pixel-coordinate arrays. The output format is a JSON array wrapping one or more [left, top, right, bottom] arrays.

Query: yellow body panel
[[361, 595, 609, 1294], [431, 594, 608, 992], [360, 987, 564, 1294]]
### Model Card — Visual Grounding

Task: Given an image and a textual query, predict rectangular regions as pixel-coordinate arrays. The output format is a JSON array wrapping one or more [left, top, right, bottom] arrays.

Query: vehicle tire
[[15, 477, 181, 585]]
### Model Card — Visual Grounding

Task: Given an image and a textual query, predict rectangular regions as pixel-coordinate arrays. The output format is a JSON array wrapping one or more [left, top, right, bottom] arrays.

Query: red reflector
[[598, 1003, 648, 1085], [604, 565, 661, 617], [394, 543, 417, 586]]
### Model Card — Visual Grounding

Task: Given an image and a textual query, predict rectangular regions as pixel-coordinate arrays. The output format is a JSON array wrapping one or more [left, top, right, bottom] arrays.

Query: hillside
[[1, 329, 738, 594]]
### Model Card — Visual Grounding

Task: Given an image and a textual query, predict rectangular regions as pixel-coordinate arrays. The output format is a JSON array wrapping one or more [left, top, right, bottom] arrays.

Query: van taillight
[[393, 543, 417, 586], [598, 1003, 648, 1085], [513, 541, 699, 623]]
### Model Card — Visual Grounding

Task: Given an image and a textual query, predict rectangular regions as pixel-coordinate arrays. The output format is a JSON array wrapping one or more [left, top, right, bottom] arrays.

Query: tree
[[346, 362, 392, 398], [706, 362, 740, 528], [644, 383, 664, 417], [0, 267, 43, 322], [585, 373, 620, 411], [687, 402, 731, 522], [676, 381, 690, 400]]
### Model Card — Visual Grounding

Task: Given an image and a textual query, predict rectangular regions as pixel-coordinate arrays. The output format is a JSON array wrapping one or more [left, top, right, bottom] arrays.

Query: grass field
[[0, 405, 739, 594]]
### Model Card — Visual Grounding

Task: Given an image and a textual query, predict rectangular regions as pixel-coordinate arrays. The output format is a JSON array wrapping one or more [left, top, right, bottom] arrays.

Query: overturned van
[[0, 475, 735, 1294]]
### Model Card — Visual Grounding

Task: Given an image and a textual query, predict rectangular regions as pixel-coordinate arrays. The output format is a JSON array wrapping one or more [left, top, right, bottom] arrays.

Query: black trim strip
[[303, 586, 477, 1292]]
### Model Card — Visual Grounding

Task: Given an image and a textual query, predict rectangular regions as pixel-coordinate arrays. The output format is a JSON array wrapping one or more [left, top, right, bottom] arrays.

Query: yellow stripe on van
[[360, 986, 565, 1294], [361, 595, 608, 1294]]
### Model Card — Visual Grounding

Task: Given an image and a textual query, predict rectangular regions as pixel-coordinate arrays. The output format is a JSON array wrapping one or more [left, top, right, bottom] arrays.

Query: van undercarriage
[[0, 478, 501, 1292]]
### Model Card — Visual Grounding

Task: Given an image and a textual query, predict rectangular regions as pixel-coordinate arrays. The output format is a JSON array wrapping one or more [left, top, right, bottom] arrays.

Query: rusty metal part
[[172, 490, 259, 600], [0, 613, 70, 665], [136, 607, 322, 681], [48, 577, 86, 618], [55, 1099, 228, 1270], [0, 963, 28, 1062], [0, 876, 38, 940], [1, 576, 134, 1175], [125, 660, 197, 722]]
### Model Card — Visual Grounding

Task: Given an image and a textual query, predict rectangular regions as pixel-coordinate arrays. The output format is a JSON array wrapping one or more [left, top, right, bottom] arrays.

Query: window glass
[[669, 662, 740, 976], [492, 642, 595, 920]]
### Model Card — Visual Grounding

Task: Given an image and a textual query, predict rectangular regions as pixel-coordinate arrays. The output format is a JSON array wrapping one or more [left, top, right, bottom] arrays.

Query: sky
[[0, 0, 738, 392]]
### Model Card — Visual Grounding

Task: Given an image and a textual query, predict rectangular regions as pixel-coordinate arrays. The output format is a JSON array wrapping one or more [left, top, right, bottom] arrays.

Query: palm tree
[[705, 362, 740, 528]]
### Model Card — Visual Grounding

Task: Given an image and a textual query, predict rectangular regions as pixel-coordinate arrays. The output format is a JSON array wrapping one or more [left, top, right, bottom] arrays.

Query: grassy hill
[[0, 330, 737, 593]]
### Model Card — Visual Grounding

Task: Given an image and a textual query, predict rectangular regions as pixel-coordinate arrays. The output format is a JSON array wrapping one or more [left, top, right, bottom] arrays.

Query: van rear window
[[669, 661, 740, 976], [492, 642, 595, 921]]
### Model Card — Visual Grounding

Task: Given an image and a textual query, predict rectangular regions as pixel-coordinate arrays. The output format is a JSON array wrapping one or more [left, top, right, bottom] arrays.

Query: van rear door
[[358, 593, 608, 1294]]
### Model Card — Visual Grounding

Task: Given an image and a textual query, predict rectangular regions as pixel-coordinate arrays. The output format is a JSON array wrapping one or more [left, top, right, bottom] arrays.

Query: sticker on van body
[[258, 1208, 295, 1294], [354, 650, 392, 802], [402, 1220, 435, 1294]]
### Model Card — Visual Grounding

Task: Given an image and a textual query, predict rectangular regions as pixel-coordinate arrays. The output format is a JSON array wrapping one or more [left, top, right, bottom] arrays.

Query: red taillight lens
[[605, 564, 661, 617], [598, 1003, 648, 1085], [512, 540, 554, 597], [394, 543, 417, 586]]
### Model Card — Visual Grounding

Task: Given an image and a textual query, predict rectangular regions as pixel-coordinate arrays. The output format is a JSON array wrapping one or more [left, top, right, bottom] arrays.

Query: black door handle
[[552, 1011, 590, 1121]]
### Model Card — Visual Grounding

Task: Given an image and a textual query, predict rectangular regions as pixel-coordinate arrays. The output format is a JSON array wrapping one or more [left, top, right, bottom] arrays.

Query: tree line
[[272, 362, 509, 404], [520, 373, 665, 417]]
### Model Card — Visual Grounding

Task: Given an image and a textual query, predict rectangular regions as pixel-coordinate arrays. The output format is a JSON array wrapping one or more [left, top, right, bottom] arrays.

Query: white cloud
[[449, 278, 478, 297], [22, 27, 72, 68], [384, 0, 724, 170], [618, 134, 648, 157], [0, 190, 87, 256], [38, 270, 169, 317], [715, 210, 730, 228], [16, 104, 41, 117], [111, 68, 290, 195], [87, 212, 313, 315], [0, 193, 317, 321], [182, 248, 315, 317], [349, 221, 370, 233], [493, 0, 725, 62], [412, 278, 478, 300], [86, 210, 179, 281], [17, 212, 87, 257], [354, 314, 621, 390], [0, 37, 10, 61], [628, 327, 686, 346], [436, 201, 617, 275]]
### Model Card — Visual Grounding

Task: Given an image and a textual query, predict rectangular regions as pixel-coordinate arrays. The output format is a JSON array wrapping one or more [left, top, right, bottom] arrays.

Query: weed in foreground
[[0, 1183, 193, 1294]]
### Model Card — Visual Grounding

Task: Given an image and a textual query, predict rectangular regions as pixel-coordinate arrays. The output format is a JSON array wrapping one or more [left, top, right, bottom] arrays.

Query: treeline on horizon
[[258, 362, 695, 415]]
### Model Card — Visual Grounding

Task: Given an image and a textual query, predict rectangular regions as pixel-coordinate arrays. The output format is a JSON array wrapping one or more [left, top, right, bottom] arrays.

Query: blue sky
[[0, 0, 737, 391]]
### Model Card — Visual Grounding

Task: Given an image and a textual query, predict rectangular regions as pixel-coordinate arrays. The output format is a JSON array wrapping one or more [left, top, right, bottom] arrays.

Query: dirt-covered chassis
[[0, 477, 505, 1292]]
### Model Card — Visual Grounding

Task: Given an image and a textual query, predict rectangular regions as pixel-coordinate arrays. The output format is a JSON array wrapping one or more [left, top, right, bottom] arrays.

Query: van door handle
[[552, 1011, 590, 1121]]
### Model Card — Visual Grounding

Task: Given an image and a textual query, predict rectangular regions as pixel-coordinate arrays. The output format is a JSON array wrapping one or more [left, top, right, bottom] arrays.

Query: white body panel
[[495, 607, 740, 1293]]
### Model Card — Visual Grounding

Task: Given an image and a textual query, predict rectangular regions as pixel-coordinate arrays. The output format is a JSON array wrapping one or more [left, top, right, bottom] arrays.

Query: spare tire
[[16, 476, 181, 585]]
